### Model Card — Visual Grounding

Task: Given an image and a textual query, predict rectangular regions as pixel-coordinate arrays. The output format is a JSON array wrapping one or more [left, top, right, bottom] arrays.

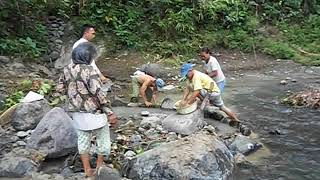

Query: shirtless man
[[130, 72, 165, 107]]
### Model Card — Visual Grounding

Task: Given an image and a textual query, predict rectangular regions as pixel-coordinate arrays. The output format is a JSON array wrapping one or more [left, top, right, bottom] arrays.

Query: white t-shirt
[[203, 56, 225, 83], [71, 38, 101, 74]]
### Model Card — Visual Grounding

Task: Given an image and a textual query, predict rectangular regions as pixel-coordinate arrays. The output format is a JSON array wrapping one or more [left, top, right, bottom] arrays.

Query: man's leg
[[216, 80, 225, 94], [77, 129, 93, 177], [219, 105, 240, 122], [210, 93, 240, 121], [95, 125, 111, 169], [130, 76, 139, 102]]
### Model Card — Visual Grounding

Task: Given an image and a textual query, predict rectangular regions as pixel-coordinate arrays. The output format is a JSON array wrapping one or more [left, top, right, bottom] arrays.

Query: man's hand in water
[[145, 101, 153, 107]]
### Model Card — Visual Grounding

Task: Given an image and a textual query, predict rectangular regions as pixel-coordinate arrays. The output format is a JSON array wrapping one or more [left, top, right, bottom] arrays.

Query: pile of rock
[[45, 16, 65, 62]]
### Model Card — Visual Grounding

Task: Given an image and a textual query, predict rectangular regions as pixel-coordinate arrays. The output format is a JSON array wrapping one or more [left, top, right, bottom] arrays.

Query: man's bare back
[[137, 74, 155, 85]]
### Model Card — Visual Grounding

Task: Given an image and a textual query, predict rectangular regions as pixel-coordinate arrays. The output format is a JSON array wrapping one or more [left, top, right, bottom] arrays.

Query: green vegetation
[[1, 0, 320, 64], [0, 79, 54, 113]]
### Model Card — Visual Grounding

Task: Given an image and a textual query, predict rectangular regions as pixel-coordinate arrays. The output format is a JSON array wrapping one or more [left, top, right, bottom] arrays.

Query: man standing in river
[[72, 24, 108, 83], [199, 47, 226, 93]]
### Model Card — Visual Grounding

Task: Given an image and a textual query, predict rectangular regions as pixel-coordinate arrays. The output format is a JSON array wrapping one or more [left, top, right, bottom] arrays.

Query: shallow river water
[[225, 64, 320, 180]]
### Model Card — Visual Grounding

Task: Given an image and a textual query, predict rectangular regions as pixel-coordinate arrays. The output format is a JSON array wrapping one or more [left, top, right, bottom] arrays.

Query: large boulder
[[0, 148, 44, 178], [127, 131, 234, 180], [162, 110, 205, 135], [11, 99, 51, 131], [0, 156, 38, 178], [139, 63, 168, 78], [27, 107, 77, 158], [204, 106, 224, 120]]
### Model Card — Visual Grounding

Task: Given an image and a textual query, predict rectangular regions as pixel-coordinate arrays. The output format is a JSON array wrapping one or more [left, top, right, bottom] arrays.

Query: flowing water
[[225, 64, 320, 180]]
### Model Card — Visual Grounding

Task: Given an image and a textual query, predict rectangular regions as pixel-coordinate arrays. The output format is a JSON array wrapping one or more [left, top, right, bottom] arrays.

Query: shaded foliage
[[0, 0, 319, 63]]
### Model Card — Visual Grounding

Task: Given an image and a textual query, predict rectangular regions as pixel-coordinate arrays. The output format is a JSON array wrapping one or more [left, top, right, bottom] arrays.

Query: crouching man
[[130, 71, 165, 107], [179, 63, 240, 124]]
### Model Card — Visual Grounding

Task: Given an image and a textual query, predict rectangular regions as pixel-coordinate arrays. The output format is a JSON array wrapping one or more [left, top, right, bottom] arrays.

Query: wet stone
[[268, 129, 283, 135], [17, 131, 29, 138], [204, 125, 216, 133], [144, 128, 160, 140], [16, 141, 27, 146], [124, 150, 136, 159], [166, 132, 178, 141], [129, 134, 142, 144], [280, 80, 288, 85], [0, 56, 10, 63]]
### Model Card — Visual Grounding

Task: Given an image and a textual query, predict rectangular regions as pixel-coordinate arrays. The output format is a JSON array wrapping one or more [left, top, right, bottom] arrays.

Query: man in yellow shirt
[[180, 63, 240, 124]]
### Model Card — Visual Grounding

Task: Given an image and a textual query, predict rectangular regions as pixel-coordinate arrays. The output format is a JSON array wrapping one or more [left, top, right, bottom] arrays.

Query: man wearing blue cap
[[130, 73, 165, 107], [179, 63, 240, 124]]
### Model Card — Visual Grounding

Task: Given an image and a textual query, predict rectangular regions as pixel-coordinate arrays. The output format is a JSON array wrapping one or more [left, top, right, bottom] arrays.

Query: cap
[[155, 78, 165, 90], [180, 63, 194, 77]]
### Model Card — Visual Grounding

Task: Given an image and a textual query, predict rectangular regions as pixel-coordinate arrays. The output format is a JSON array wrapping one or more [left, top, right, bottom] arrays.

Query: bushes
[[259, 39, 296, 59], [1, 0, 320, 64], [0, 37, 45, 58]]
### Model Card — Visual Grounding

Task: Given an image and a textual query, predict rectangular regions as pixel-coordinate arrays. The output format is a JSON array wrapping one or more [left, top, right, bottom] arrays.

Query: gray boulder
[[160, 98, 175, 110], [127, 131, 234, 180], [0, 155, 38, 178], [0, 56, 10, 63], [11, 100, 51, 131], [162, 110, 205, 135], [95, 166, 121, 180], [27, 107, 77, 158], [204, 106, 224, 120], [139, 63, 167, 78]]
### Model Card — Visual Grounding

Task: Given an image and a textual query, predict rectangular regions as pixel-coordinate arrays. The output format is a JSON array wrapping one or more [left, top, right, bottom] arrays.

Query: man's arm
[[186, 90, 200, 104], [182, 86, 190, 100], [140, 79, 152, 106], [91, 60, 108, 83], [207, 70, 218, 78]]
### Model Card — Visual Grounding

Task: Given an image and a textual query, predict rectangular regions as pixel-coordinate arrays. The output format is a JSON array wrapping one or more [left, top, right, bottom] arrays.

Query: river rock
[[160, 97, 175, 110], [144, 128, 160, 140], [127, 131, 234, 180], [16, 141, 27, 146], [0, 155, 38, 178], [0, 125, 4, 134], [204, 106, 224, 120], [16, 131, 29, 138], [95, 166, 121, 180], [229, 135, 262, 155], [138, 63, 166, 78], [111, 96, 127, 107], [11, 100, 51, 131], [129, 134, 142, 145], [50, 51, 60, 60], [280, 80, 288, 85], [166, 132, 178, 141], [27, 107, 77, 158], [140, 116, 162, 128], [162, 110, 205, 135], [9, 62, 25, 70], [124, 150, 136, 159], [0, 56, 10, 63]]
